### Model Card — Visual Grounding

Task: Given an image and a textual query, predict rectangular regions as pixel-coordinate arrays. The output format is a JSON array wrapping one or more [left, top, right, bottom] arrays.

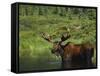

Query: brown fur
[[53, 42, 94, 69]]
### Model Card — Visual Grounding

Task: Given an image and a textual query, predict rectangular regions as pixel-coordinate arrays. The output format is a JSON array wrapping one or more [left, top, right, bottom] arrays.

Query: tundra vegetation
[[19, 4, 96, 71]]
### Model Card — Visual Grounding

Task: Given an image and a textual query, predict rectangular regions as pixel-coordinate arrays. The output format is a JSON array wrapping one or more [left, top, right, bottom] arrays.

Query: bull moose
[[41, 32, 94, 69]]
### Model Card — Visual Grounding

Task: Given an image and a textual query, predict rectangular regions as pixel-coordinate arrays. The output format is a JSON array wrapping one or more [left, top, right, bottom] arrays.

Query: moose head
[[40, 32, 71, 56]]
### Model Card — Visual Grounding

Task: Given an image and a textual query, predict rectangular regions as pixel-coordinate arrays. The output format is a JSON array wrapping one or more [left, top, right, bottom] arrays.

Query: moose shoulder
[[40, 32, 94, 69]]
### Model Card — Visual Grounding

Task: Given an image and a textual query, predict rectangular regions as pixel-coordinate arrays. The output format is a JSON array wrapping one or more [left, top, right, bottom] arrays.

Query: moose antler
[[61, 32, 71, 42], [40, 32, 53, 43], [40, 31, 71, 44]]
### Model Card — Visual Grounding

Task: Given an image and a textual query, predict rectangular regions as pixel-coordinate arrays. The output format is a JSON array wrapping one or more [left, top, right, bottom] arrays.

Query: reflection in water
[[19, 56, 96, 72]]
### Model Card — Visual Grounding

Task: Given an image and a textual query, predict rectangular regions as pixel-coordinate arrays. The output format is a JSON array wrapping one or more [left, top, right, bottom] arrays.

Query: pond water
[[19, 57, 61, 72]]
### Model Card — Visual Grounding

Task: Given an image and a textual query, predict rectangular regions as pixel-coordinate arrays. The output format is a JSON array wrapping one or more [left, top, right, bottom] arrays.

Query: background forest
[[19, 4, 96, 71]]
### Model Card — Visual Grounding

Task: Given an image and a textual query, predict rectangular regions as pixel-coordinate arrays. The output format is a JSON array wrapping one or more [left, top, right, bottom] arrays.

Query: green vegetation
[[19, 5, 96, 71]]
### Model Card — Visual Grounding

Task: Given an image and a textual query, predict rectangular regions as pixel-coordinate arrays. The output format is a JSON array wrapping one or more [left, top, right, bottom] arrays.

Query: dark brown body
[[61, 43, 94, 69]]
